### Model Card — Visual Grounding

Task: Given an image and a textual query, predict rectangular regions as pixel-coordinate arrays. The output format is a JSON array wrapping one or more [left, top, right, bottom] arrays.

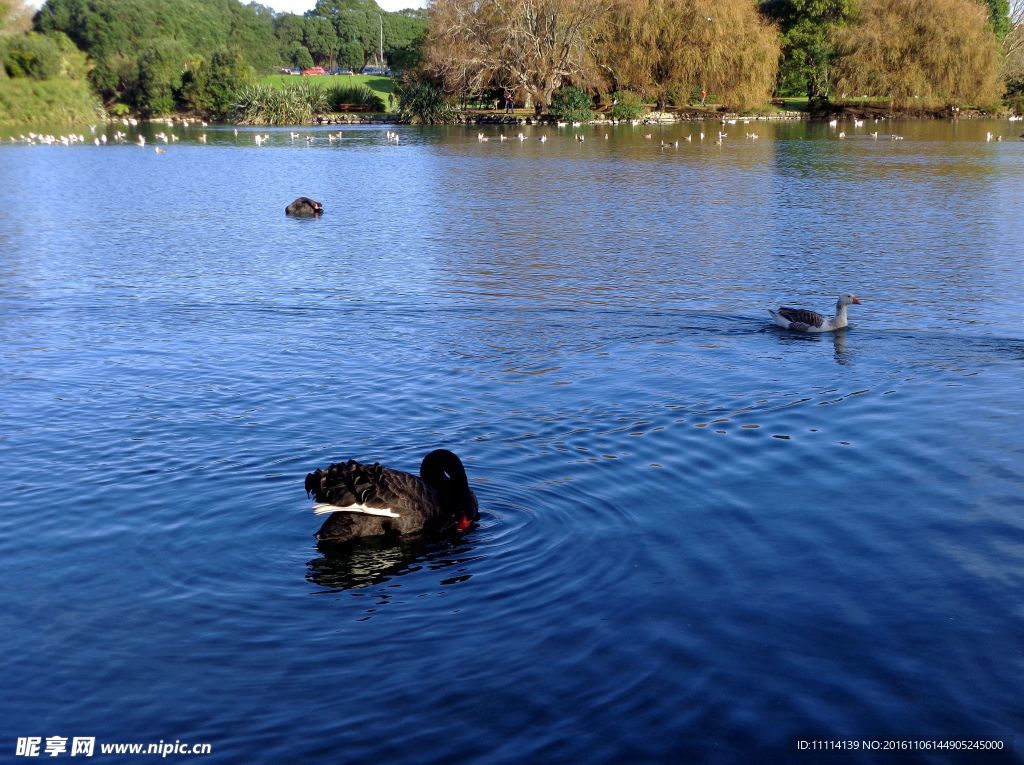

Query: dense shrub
[[181, 48, 254, 120], [90, 53, 136, 104], [2, 33, 63, 80], [286, 43, 314, 70], [397, 80, 454, 123], [36, 0, 281, 76], [49, 32, 90, 80], [548, 85, 594, 121], [135, 39, 188, 115], [609, 89, 646, 119], [387, 43, 421, 75], [1006, 78, 1024, 114], [0, 76, 105, 125]]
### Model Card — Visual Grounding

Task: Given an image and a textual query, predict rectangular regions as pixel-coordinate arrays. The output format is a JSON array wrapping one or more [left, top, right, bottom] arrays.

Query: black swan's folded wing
[[305, 460, 437, 519]]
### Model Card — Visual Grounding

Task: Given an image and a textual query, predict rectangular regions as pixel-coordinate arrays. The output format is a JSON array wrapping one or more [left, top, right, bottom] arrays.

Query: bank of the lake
[[2, 72, 1018, 131]]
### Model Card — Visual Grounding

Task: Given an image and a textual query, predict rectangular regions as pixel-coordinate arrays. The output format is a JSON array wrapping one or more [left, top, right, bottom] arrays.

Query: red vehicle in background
[[302, 67, 326, 76]]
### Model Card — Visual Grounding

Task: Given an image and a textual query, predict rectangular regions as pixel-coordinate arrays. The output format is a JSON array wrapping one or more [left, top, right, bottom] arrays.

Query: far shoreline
[[131, 103, 1023, 129], [3, 104, 1019, 134]]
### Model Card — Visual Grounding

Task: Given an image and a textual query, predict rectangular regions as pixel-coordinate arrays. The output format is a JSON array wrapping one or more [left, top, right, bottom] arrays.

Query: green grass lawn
[[260, 73, 397, 111], [772, 96, 811, 111]]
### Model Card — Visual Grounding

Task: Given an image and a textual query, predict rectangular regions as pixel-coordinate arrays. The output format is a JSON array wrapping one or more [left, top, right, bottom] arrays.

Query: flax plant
[[324, 84, 385, 111], [234, 81, 328, 124]]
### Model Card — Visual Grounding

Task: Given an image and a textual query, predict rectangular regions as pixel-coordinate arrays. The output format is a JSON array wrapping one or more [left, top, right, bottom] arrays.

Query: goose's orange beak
[[852, 297, 861, 304], [457, 515, 472, 532]]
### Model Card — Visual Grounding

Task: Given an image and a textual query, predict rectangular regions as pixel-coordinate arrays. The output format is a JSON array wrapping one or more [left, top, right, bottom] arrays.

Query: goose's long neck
[[834, 302, 848, 328]]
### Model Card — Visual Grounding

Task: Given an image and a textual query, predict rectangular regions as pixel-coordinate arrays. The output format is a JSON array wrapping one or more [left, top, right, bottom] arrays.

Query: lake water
[[1, 118, 1023, 764]]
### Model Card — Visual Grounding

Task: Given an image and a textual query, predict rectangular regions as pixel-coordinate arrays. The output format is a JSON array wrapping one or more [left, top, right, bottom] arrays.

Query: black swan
[[769, 293, 861, 332], [285, 197, 323, 217], [305, 450, 479, 545]]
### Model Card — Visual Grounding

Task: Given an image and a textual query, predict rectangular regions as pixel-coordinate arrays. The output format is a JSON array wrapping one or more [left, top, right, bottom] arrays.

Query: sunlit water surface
[[1, 118, 1023, 763]]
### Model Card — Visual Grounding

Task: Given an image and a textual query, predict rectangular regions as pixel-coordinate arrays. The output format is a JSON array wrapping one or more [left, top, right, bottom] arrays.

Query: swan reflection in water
[[306, 535, 481, 593], [772, 326, 853, 366]]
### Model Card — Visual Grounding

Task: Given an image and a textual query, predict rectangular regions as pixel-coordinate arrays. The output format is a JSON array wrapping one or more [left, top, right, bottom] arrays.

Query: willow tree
[[1007, 0, 1024, 81], [596, 0, 780, 110], [760, 0, 853, 98], [424, 0, 611, 109], [831, 0, 1004, 108]]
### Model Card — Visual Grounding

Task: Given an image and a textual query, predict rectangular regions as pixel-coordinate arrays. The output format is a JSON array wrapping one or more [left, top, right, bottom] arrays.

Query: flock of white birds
[[6, 112, 1022, 152]]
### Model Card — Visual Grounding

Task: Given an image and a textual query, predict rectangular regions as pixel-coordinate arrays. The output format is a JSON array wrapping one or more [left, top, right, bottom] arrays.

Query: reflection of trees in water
[[306, 536, 481, 593]]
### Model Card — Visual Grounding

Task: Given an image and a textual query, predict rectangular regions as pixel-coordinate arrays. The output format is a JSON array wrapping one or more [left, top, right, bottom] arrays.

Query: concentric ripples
[[1, 121, 1022, 764]]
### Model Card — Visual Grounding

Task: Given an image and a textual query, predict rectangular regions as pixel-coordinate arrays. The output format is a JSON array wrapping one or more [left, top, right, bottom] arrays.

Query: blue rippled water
[[1, 119, 1023, 764]]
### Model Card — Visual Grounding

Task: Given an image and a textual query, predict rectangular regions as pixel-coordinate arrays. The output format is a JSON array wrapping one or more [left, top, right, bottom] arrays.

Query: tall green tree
[[274, 14, 307, 48], [304, 16, 338, 67], [387, 41, 422, 74], [271, 2, 425, 71], [181, 47, 253, 119], [314, 0, 381, 67], [382, 11, 425, 71], [286, 42, 314, 69], [337, 40, 364, 70], [135, 38, 188, 115], [36, 0, 279, 105], [985, 0, 1010, 38], [761, 0, 852, 98]]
